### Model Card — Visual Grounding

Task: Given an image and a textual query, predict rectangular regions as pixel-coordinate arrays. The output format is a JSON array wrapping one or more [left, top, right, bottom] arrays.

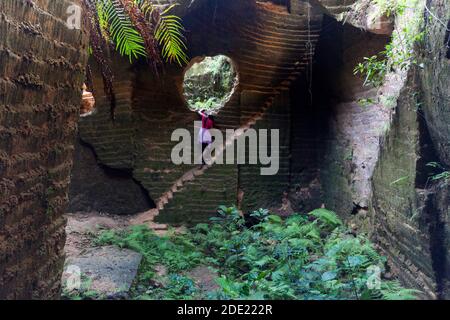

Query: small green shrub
[[354, 55, 388, 87], [96, 225, 203, 280], [354, 0, 424, 88], [426, 162, 450, 183]]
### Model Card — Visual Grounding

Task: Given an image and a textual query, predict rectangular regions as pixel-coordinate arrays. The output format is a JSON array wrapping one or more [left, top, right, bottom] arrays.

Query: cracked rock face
[[0, 0, 89, 299], [365, 4, 394, 35], [420, 0, 450, 167]]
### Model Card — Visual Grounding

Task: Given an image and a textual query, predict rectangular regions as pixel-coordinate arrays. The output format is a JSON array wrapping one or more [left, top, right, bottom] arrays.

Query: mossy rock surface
[[183, 55, 238, 114]]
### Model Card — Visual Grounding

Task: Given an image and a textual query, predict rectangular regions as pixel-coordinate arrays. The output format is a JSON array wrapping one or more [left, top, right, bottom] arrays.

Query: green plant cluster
[[354, 0, 425, 87], [94, 0, 188, 65], [373, 0, 408, 17], [354, 55, 388, 87], [89, 206, 419, 300]]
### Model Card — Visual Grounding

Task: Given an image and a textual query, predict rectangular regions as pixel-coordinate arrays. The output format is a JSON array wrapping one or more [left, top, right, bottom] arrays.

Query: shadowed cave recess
[[1, 0, 449, 300]]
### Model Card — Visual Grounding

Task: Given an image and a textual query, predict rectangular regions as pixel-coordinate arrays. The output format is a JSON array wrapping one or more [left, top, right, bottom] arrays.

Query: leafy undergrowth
[[93, 207, 419, 300]]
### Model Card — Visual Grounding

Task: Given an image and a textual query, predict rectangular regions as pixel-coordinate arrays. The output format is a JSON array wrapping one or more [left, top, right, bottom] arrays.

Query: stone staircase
[[131, 3, 324, 229], [132, 91, 278, 227]]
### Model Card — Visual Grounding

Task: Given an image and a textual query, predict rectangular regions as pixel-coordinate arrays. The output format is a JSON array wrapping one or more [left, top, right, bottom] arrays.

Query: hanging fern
[[91, 0, 188, 65], [157, 6, 189, 65], [142, 3, 189, 66], [135, 1, 189, 66], [83, 0, 189, 119], [98, 0, 148, 62], [83, 0, 117, 119]]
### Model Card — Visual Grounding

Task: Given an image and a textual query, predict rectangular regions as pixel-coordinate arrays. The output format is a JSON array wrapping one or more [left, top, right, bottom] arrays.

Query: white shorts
[[198, 128, 212, 144]]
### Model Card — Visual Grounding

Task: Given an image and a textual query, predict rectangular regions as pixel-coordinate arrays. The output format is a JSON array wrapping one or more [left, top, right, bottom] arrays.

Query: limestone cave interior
[[1, 0, 450, 303]]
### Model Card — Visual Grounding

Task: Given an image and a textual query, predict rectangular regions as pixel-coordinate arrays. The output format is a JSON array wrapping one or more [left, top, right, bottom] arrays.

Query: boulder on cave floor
[[62, 245, 142, 299], [62, 212, 141, 299]]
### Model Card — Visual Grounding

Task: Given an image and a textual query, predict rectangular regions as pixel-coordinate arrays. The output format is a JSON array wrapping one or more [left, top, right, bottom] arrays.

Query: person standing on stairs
[[198, 110, 215, 168]]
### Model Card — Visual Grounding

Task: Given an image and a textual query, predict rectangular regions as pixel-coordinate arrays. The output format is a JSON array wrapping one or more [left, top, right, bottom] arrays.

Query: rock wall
[[362, 0, 450, 299], [290, 0, 450, 299], [426, 181, 450, 298], [67, 139, 154, 215], [371, 69, 438, 298], [420, 0, 450, 167], [287, 15, 391, 228], [0, 0, 88, 299]]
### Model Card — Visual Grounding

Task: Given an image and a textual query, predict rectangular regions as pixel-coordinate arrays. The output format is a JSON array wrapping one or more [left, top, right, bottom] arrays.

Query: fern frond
[[119, 0, 162, 70], [140, 2, 189, 66], [100, 0, 147, 62], [92, 0, 188, 66], [157, 6, 189, 65]]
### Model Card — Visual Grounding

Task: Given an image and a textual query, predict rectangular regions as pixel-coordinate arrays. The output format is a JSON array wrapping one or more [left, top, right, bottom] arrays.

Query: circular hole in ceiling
[[183, 55, 238, 114]]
